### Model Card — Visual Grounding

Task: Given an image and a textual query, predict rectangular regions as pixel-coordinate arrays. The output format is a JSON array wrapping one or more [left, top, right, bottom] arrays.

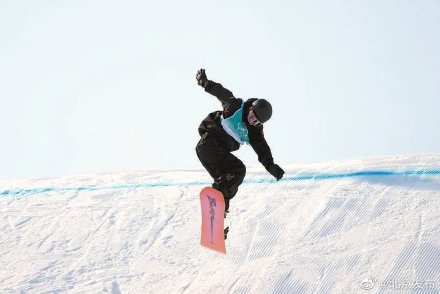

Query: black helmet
[[252, 99, 272, 123]]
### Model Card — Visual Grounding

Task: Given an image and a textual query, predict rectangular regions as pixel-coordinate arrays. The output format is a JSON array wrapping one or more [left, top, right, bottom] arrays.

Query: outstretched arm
[[196, 68, 236, 106], [249, 127, 285, 180]]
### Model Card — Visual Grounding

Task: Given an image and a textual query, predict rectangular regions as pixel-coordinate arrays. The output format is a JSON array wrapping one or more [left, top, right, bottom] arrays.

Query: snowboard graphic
[[200, 187, 226, 254]]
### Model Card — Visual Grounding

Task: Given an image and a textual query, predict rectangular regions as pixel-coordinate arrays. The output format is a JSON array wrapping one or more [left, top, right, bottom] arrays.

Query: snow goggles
[[248, 108, 263, 127]]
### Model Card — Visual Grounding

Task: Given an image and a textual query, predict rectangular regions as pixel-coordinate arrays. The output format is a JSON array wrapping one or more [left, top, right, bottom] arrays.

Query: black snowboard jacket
[[198, 80, 275, 169]]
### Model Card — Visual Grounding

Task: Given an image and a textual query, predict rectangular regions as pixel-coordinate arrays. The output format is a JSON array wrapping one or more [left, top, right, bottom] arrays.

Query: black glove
[[196, 68, 208, 88], [267, 164, 285, 180]]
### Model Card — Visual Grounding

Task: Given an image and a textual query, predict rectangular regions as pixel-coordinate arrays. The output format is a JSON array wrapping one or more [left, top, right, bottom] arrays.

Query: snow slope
[[1, 154, 440, 293]]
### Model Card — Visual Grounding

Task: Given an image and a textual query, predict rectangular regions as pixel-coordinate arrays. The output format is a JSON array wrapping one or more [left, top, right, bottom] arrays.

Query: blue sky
[[1, 0, 439, 180]]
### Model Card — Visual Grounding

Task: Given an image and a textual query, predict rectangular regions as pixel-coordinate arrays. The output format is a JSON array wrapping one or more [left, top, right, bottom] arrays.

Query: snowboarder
[[195, 69, 285, 217]]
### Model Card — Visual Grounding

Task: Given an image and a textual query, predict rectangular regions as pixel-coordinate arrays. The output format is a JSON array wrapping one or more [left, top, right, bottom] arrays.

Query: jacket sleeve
[[204, 80, 237, 106], [249, 127, 274, 169]]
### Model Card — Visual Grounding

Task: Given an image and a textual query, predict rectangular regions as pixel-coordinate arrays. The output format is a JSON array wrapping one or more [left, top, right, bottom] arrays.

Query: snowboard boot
[[211, 183, 230, 218], [224, 200, 230, 218], [224, 226, 230, 240]]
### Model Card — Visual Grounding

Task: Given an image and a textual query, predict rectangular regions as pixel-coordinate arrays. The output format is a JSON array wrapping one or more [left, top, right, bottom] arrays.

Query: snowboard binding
[[224, 226, 230, 240]]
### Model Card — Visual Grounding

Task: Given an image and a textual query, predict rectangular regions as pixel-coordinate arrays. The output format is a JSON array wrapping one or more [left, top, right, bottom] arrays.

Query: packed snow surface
[[1, 154, 440, 293]]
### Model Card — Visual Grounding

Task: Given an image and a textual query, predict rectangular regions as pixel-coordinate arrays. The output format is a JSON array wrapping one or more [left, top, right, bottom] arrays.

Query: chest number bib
[[220, 101, 250, 145]]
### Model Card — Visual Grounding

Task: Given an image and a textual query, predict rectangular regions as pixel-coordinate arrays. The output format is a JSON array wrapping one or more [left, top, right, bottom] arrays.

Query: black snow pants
[[196, 132, 246, 211]]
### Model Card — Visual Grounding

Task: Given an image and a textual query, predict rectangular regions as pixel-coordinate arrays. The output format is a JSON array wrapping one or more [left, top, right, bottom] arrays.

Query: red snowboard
[[200, 187, 226, 254]]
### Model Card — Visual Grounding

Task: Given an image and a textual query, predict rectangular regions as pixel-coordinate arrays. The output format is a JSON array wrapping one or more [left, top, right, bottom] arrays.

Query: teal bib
[[221, 101, 250, 145]]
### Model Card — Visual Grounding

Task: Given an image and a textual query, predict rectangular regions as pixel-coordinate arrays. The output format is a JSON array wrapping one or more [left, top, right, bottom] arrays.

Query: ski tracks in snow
[[1, 155, 440, 293]]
